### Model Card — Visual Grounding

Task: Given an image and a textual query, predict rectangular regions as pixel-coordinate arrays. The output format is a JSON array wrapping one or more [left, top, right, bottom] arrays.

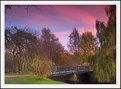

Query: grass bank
[[5, 76, 65, 84]]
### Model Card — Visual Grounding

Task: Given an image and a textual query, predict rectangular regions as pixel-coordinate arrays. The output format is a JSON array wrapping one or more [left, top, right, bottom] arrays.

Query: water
[[49, 71, 116, 84], [49, 72, 98, 84]]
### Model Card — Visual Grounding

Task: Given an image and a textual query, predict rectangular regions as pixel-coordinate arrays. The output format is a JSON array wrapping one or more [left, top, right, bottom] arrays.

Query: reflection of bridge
[[50, 66, 93, 76]]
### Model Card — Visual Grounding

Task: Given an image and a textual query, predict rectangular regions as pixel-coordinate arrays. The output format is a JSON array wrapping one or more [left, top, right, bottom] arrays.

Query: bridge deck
[[50, 66, 93, 76]]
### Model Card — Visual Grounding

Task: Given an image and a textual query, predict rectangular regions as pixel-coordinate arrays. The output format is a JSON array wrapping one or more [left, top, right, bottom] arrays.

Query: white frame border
[[1, 1, 120, 88]]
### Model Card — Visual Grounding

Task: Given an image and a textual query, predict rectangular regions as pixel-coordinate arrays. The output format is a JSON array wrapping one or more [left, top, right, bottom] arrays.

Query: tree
[[5, 27, 40, 73], [68, 27, 80, 54], [95, 5, 116, 83], [5, 28, 13, 49], [5, 26, 64, 73], [58, 50, 70, 66], [40, 28, 64, 64], [80, 32, 96, 64]]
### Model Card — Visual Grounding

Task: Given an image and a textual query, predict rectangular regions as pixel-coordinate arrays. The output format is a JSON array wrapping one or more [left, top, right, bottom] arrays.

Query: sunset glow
[[5, 5, 108, 50]]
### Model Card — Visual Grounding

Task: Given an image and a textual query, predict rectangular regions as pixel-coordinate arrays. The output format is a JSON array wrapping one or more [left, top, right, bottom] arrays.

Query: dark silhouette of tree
[[5, 28, 13, 49], [5, 27, 39, 72], [96, 20, 107, 47], [68, 27, 80, 54], [40, 28, 64, 64]]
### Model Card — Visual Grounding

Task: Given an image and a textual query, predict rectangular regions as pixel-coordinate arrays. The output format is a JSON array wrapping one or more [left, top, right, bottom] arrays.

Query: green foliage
[[5, 52, 14, 73], [95, 5, 116, 83], [95, 53, 116, 82], [70, 54, 81, 61], [68, 29, 96, 65], [88, 55, 96, 68], [5, 76, 65, 84], [66, 54, 81, 66], [80, 32, 96, 53], [31, 58, 55, 79], [80, 32, 96, 64]]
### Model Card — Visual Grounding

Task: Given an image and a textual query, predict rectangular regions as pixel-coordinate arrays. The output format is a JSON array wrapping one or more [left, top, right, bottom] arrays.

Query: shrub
[[31, 58, 55, 79]]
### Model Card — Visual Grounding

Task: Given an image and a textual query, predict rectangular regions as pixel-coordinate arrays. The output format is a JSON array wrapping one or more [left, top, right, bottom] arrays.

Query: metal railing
[[50, 66, 93, 75]]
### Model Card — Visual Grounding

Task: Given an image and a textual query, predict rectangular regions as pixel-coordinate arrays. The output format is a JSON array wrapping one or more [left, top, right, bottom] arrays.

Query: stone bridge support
[[65, 73, 79, 83], [65, 71, 96, 84]]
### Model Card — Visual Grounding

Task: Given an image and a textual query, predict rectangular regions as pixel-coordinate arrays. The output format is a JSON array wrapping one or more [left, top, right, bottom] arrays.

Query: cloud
[[50, 5, 96, 26], [6, 5, 107, 31], [5, 5, 107, 50]]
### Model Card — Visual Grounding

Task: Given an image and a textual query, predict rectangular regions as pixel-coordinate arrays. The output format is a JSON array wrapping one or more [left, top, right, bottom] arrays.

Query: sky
[[5, 5, 108, 50]]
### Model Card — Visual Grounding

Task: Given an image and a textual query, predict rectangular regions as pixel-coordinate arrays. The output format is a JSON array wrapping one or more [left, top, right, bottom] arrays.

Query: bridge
[[50, 66, 93, 76]]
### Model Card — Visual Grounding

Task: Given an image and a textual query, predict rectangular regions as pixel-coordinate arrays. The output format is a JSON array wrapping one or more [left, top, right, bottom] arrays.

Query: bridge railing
[[50, 66, 93, 75]]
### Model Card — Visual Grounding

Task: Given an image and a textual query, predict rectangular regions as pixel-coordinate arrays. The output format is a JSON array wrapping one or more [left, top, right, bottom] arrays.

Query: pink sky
[[5, 5, 108, 50]]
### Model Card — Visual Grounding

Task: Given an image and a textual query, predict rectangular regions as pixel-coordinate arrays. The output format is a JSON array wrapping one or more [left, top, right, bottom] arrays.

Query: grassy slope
[[5, 76, 65, 84]]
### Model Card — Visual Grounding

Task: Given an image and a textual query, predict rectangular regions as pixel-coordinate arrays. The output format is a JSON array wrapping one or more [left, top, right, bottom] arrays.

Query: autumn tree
[[58, 50, 70, 66], [95, 5, 116, 83], [80, 32, 96, 64], [5, 27, 64, 73]]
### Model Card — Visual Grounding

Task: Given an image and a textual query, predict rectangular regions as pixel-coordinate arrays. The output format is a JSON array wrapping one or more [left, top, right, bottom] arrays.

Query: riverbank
[[5, 76, 65, 84]]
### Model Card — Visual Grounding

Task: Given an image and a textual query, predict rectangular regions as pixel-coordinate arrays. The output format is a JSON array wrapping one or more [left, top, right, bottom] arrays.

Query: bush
[[31, 58, 55, 79]]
